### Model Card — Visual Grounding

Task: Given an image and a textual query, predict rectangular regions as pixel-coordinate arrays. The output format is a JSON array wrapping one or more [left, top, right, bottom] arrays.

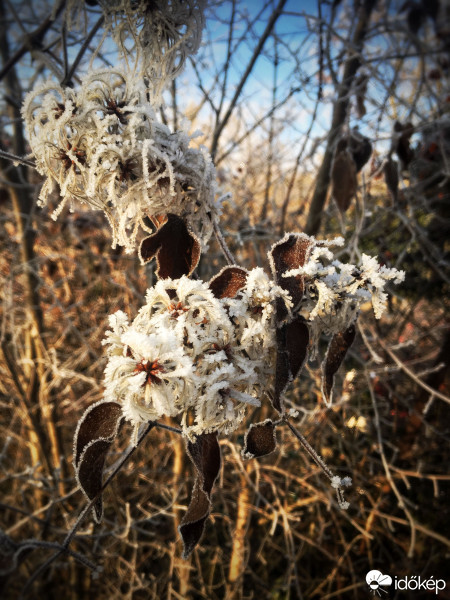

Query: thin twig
[[0, 148, 36, 168], [61, 15, 104, 85], [212, 218, 235, 265], [210, 0, 288, 159], [377, 336, 450, 406], [19, 421, 155, 599], [285, 419, 350, 509], [367, 371, 417, 558], [155, 422, 182, 435], [0, 0, 66, 82]]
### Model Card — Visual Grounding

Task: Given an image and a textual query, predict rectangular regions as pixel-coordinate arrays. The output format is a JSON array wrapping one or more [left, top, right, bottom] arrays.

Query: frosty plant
[[22, 68, 218, 252], [74, 227, 403, 556], [16, 0, 405, 559]]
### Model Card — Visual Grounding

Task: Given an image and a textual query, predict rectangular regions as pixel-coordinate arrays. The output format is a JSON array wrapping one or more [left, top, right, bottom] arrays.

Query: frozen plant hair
[[102, 276, 278, 441], [22, 69, 219, 252], [281, 235, 405, 350], [98, 0, 207, 106]]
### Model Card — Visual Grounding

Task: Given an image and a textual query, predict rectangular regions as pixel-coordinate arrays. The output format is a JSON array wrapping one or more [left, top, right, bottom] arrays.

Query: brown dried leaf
[[355, 74, 368, 119], [179, 432, 221, 558], [242, 420, 277, 459], [422, 0, 440, 21], [209, 266, 248, 299], [331, 149, 358, 212], [148, 214, 168, 228], [407, 3, 426, 33], [273, 317, 310, 412], [393, 121, 414, 169], [349, 130, 372, 172], [383, 158, 399, 204], [421, 0, 440, 21], [269, 233, 315, 320], [321, 324, 356, 405], [73, 401, 123, 522], [356, 95, 366, 119], [77, 440, 113, 522], [139, 214, 201, 279]]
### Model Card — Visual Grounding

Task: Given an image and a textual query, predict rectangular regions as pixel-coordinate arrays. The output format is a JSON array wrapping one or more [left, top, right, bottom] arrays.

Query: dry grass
[[1, 179, 450, 600]]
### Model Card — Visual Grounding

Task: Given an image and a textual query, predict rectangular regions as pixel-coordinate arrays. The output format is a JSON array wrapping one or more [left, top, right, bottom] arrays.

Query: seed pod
[[392, 121, 414, 169], [355, 73, 369, 118]]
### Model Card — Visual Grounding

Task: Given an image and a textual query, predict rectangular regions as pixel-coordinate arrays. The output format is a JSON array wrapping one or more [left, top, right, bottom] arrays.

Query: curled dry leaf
[[349, 130, 372, 172], [268, 233, 313, 412], [423, 0, 440, 22], [269, 232, 314, 320], [383, 158, 399, 204], [355, 73, 368, 118], [321, 324, 356, 405], [331, 146, 358, 212], [209, 266, 248, 299], [273, 317, 310, 413], [179, 432, 221, 558], [393, 121, 414, 169], [73, 400, 123, 522], [242, 419, 277, 459], [139, 213, 201, 279], [406, 2, 426, 33]]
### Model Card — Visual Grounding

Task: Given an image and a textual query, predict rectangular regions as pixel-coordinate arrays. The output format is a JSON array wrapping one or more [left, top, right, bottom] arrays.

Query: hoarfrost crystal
[[283, 237, 404, 346], [97, 0, 207, 107]]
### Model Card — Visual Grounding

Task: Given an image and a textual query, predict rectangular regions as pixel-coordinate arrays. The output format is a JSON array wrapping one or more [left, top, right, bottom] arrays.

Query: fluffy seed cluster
[[102, 273, 286, 440], [97, 0, 206, 107], [283, 237, 405, 347], [102, 247, 404, 437], [22, 69, 218, 252]]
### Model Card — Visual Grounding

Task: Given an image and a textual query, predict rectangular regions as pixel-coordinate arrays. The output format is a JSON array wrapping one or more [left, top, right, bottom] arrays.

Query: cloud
[[366, 570, 393, 586]]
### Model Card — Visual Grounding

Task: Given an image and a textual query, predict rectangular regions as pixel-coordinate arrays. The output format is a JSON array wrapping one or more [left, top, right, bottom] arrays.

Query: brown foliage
[[331, 144, 358, 212], [139, 214, 201, 279]]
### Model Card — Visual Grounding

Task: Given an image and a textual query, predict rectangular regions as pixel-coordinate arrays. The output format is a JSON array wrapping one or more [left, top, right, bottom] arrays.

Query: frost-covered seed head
[[22, 69, 219, 252], [101, 250, 403, 437], [97, 0, 206, 107], [102, 275, 288, 439], [282, 236, 405, 349]]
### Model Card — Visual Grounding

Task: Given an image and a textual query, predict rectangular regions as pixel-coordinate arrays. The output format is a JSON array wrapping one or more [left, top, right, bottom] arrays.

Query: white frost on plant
[[102, 275, 289, 440], [100, 237, 403, 439], [97, 0, 206, 107], [22, 68, 219, 253], [225, 267, 292, 358], [331, 475, 342, 489], [283, 238, 405, 344]]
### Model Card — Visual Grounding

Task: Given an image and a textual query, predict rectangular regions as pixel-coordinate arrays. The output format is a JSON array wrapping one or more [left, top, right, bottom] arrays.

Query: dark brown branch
[[260, 33, 278, 222], [304, 0, 377, 235], [61, 15, 104, 86], [0, 0, 66, 82], [209, 0, 288, 160]]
